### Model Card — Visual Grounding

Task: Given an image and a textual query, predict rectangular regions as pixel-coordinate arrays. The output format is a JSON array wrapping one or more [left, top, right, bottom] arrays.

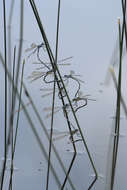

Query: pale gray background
[[0, 1, 127, 190]]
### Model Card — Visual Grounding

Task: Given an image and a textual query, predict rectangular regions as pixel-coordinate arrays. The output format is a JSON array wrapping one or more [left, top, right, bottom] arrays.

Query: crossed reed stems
[[0, 0, 98, 189], [1, 0, 127, 190]]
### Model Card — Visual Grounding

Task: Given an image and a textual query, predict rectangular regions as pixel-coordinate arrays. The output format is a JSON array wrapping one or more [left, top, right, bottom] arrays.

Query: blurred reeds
[[105, 1, 127, 190], [0, 0, 127, 190]]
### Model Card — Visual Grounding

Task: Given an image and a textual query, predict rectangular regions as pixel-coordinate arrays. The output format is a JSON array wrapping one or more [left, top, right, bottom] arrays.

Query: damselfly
[[43, 91, 96, 118], [57, 70, 84, 98], [63, 70, 84, 84], [43, 103, 73, 118], [32, 56, 73, 70], [5, 167, 19, 172], [72, 91, 96, 112], [89, 173, 105, 180], [25, 42, 46, 58], [65, 149, 85, 155], [47, 128, 81, 142], [27, 70, 53, 83], [40, 80, 69, 98], [25, 42, 50, 70]]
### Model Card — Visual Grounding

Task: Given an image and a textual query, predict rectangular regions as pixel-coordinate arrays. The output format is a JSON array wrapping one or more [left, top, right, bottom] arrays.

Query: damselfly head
[[70, 70, 75, 75], [31, 43, 37, 48], [25, 43, 37, 52], [78, 91, 83, 97]]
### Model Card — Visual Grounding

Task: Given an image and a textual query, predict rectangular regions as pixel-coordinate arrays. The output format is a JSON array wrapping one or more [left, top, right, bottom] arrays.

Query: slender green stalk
[[8, 0, 16, 148], [13, 0, 24, 118], [110, 18, 123, 190], [0, 47, 16, 188], [0, 1, 8, 189], [46, 1, 77, 189], [55, 1, 77, 189], [121, 0, 127, 49], [8, 59, 25, 190], [9, 46, 16, 190], [46, 1, 61, 189], [109, 66, 127, 115], [46, 81, 56, 190], [7, 47, 16, 147]]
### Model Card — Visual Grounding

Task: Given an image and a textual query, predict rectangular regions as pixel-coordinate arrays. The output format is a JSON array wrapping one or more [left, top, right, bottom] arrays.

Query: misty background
[[0, 1, 127, 190]]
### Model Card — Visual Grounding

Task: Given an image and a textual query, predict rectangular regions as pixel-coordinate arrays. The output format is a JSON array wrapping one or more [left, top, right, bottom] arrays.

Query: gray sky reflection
[[0, 0, 126, 190]]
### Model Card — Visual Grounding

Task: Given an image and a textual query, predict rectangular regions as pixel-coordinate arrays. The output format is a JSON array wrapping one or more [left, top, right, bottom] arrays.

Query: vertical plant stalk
[[28, 1, 98, 189], [0, 1, 16, 184], [8, 59, 25, 190], [54, 1, 77, 189], [46, 0, 61, 189], [46, 80, 56, 190], [9, 46, 16, 190], [5, 0, 24, 164], [46, 1, 77, 189], [121, 0, 127, 49], [8, 47, 16, 147], [13, 0, 24, 118], [0, 47, 16, 188], [8, 0, 16, 147], [110, 18, 123, 190], [0, 0, 7, 189], [0, 53, 62, 189], [105, 66, 127, 190], [109, 66, 127, 115], [8, 0, 15, 62]]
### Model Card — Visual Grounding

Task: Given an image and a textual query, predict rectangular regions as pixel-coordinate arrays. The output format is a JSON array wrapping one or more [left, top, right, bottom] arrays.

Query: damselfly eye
[[70, 70, 75, 75], [78, 91, 83, 97], [31, 43, 37, 48], [25, 43, 37, 52]]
